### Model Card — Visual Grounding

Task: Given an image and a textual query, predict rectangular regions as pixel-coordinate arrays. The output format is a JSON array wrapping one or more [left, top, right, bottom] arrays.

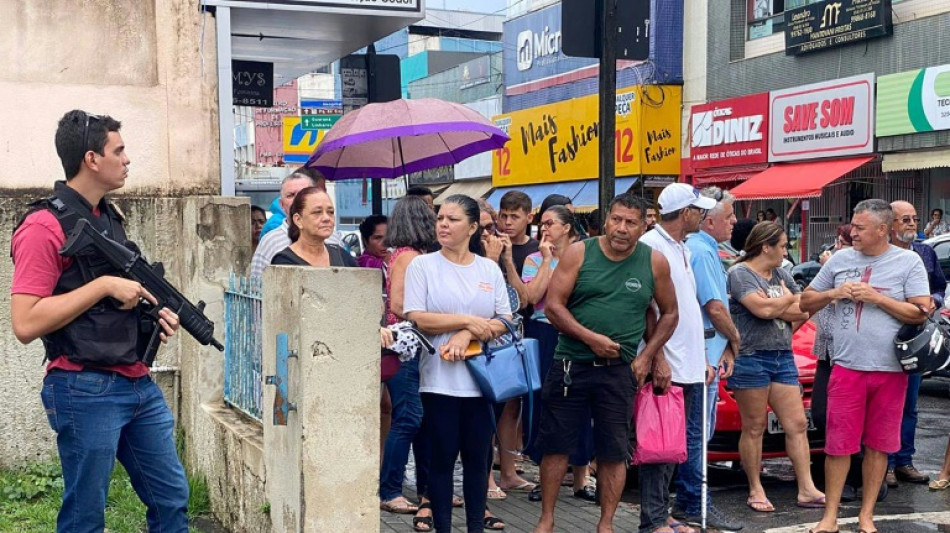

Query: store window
[[748, 0, 905, 40]]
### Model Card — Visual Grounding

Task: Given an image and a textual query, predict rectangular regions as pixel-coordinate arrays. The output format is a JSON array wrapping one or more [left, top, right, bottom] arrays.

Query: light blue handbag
[[465, 317, 541, 403]]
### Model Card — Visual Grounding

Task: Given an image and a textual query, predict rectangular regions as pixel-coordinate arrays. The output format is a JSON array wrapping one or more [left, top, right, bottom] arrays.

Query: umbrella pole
[[397, 137, 408, 181]]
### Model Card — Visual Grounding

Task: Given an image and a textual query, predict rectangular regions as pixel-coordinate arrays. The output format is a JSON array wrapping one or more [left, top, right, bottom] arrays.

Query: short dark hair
[[607, 193, 647, 219], [538, 194, 572, 220], [730, 218, 757, 251], [358, 214, 388, 243], [56, 110, 122, 179], [251, 205, 267, 217], [499, 190, 532, 213], [387, 196, 437, 252], [933, 208, 944, 217], [586, 208, 602, 232], [541, 205, 578, 240], [406, 186, 433, 198], [287, 187, 333, 242]]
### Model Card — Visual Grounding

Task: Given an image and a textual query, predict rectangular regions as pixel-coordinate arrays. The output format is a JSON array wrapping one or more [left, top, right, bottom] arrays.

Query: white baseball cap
[[657, 183, 717, 215]]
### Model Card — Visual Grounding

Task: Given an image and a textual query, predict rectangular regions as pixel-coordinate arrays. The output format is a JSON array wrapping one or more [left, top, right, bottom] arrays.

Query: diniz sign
[[769, 73, 875, 162], [690, 93, 769, 169]]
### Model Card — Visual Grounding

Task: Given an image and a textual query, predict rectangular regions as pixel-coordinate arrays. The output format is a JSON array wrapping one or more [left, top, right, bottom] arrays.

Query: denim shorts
[[727, 349, 799, 389]]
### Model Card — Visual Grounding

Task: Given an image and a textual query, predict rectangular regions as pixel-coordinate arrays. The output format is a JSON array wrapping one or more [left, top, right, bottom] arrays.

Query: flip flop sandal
[[797, 496, 826, 508], [413, 503, 433, 532], [500, 480, 536, 493], [452, 495, 464, 508], [484, 516, 506, 530], [487, 487, 507, 500], [746, 498, 775, 512], [668, 521, 695, 533], [380, 497, 419, 514], [930, 478, 950, 490]]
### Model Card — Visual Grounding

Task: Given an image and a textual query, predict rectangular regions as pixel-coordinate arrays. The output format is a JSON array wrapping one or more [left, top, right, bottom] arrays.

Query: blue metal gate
[[224, 272, 263, 421]]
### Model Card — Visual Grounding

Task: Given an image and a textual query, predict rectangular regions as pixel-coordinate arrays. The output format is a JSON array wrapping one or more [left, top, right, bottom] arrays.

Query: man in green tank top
[[530, 193, 679, 533]]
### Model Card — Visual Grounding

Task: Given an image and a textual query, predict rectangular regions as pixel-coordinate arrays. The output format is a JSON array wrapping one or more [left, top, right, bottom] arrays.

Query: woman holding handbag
[[379, 196, 438, 521], [520, 206, 597, 502], [404, 194, 513, 533], [726, 222, 825, 513]]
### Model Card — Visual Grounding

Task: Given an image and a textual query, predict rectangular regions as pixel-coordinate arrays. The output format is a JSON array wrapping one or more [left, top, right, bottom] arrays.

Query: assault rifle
[[60, 219, 225, 365]]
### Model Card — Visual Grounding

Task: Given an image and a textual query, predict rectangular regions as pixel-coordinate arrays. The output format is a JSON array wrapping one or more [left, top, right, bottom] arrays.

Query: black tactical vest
[[14, 181, 144, 366]]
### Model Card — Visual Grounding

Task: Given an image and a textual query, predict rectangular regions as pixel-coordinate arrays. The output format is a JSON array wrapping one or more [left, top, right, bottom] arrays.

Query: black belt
[[573, 357, 627, 367], [704, 328, 716, 339]]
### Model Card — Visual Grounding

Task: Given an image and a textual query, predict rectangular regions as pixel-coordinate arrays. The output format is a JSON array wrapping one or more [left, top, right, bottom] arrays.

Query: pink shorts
[[825, 365, 908, 456]]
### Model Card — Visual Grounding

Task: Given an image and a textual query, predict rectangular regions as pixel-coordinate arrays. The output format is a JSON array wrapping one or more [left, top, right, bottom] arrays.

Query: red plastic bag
[[632, 385, 687, 465]]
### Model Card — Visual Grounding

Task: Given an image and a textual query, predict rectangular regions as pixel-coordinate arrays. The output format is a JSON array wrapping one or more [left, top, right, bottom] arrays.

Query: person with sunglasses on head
[[884, 202, 947, 488], [638, 183, 717, 533], [727, 222, 824, 515], [11, 110, 188, 531]]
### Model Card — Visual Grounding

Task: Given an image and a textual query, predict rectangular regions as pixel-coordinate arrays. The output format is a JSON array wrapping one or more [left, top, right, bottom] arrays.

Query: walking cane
[[701, 367, 709, 533]]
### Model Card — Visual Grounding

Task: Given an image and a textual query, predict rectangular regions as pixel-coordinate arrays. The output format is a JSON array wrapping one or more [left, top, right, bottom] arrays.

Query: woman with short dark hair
[[271, 187, 356, 268]]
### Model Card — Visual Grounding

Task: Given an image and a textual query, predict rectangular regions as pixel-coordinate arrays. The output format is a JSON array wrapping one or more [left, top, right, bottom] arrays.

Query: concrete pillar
[[263, 265, 382, 533]]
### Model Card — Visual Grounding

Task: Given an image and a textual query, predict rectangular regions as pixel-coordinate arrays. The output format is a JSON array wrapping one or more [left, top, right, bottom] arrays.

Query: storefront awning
[[435, 178, 493, 205], [730, 156, 875, 200], [486, 181, 588, 210], [692, 165, 768, 186], [570, 177, 640, 210], [882, 149, 950, 172]]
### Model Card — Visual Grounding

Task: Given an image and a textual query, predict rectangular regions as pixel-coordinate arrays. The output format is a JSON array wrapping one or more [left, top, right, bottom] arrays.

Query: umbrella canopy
[[305, 98, 510, 180]]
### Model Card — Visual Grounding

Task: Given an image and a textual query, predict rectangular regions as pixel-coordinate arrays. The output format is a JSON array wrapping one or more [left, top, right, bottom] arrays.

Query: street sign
[[561, 0, 651, 61], [301, 115, 341, 130]]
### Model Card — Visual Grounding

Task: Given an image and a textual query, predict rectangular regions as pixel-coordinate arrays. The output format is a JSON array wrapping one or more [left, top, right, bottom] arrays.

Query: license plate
[[767, 409, 816, 434]]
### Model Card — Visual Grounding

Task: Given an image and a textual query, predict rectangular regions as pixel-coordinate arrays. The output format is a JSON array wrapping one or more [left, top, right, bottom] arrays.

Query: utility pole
[[598, 0, 618, 215], [367, 44, 383, 215]]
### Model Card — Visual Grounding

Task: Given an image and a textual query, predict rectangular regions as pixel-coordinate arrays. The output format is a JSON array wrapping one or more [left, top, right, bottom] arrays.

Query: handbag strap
[[483, 316, 522, 358], [485, 324, 537, 456]]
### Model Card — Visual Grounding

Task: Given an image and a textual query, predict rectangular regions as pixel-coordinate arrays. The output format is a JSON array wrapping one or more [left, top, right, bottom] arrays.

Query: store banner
[[690, 93, 770, 169], [768, 73, 875, 162], [502, 2, 597, 92], [877, 63, 950, 137], [282, 117, 328, 164], [491, 85, 682, 187]]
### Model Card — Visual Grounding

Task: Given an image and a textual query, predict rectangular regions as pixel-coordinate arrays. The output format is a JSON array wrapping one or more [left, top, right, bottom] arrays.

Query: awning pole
[[216, 6, 235, 196]]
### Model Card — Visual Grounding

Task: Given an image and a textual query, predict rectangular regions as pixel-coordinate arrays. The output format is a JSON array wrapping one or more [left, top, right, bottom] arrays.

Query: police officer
[[10, 110, 188, 532]]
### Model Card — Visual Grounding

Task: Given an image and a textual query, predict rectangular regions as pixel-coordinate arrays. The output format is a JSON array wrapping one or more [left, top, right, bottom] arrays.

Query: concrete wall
[[0, 0, 220, 194], [263, 266, 382, 532]]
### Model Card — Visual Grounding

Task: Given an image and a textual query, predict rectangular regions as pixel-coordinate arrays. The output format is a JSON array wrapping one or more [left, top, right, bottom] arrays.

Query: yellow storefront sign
[[491, 85, 681, 187], [282, 117, 329, 164]]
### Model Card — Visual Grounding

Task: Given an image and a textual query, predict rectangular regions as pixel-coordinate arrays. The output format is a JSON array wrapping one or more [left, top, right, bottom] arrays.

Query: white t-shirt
[[403, 252, 512, 397], [639, 226, 706, 384]]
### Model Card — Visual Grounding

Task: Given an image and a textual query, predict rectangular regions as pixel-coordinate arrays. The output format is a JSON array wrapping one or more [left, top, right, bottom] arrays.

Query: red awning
[[731, 156, 875, 200], [692, 165, 769, 186]]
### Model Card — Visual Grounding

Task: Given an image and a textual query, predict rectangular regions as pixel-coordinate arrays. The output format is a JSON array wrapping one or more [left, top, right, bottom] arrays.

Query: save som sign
[[769, 73, 875, 162]]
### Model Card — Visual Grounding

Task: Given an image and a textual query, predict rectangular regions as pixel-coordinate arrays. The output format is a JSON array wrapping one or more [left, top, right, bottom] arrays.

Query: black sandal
[[413, 502, 433, 532], [484, 515, 506, 530]]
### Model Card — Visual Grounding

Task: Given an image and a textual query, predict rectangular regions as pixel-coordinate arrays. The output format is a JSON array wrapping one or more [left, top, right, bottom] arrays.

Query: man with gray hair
[[674, 186, 743, 531], [884, 201, 946, 487], [249, 170, 340, 280], [802, 199, 931, 533]]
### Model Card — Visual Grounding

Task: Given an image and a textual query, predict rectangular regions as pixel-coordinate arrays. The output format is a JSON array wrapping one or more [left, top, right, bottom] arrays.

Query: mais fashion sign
[[491, 85, 682, 187]]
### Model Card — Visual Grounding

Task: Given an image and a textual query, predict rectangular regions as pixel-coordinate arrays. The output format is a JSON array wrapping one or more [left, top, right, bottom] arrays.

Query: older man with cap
[[638, 183, 730, 533]]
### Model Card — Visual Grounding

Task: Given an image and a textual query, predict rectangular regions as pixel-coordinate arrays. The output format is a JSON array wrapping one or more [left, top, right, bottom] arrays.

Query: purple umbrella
[[304, 98, 510, 180]]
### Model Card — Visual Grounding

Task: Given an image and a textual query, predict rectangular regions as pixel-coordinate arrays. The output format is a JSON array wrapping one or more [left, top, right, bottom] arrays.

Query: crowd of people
[[244, 170, 947, 533]]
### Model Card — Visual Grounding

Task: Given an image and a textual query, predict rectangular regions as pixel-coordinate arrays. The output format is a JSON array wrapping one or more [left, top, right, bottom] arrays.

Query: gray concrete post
[[263, 265, 382, 532]]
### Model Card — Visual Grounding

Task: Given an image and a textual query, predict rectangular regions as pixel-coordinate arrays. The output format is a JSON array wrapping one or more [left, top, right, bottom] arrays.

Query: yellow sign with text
[[491, 85, 681, 187], [282, 117, 329, 164]]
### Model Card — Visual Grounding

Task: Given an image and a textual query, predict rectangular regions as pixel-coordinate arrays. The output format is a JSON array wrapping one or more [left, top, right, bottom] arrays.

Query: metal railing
[[224, 272, 263, 421]]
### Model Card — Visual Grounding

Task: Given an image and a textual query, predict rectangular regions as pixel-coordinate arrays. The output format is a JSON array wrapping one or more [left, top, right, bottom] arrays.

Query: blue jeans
[[889, 373, 923, 468], [380, 358, 428, 501], [41, 370, 189, 533], [675, 383, 711, 516]]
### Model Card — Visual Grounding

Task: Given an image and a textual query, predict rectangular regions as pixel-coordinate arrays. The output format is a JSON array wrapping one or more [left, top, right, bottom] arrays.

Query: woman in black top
[[271, 186, 357, 268]]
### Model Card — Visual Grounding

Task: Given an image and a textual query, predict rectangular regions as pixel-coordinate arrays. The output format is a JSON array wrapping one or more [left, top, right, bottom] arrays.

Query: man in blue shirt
[[886, 201, 947, 486], [675, 186, 743, 531]]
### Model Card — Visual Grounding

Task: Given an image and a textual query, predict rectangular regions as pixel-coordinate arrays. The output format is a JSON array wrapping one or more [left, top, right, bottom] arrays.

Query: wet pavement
[[380, 378, 950, 532]]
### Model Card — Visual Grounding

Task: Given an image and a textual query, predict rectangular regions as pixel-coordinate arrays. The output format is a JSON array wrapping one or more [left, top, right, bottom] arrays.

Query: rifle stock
[[60, 219, 225, 363]]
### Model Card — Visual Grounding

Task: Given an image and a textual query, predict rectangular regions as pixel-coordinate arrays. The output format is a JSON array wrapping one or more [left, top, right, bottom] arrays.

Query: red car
[[708, 320, 825, 461]]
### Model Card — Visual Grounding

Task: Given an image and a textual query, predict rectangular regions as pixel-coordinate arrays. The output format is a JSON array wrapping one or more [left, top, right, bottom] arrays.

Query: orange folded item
[[440, 340, 483, 360]]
